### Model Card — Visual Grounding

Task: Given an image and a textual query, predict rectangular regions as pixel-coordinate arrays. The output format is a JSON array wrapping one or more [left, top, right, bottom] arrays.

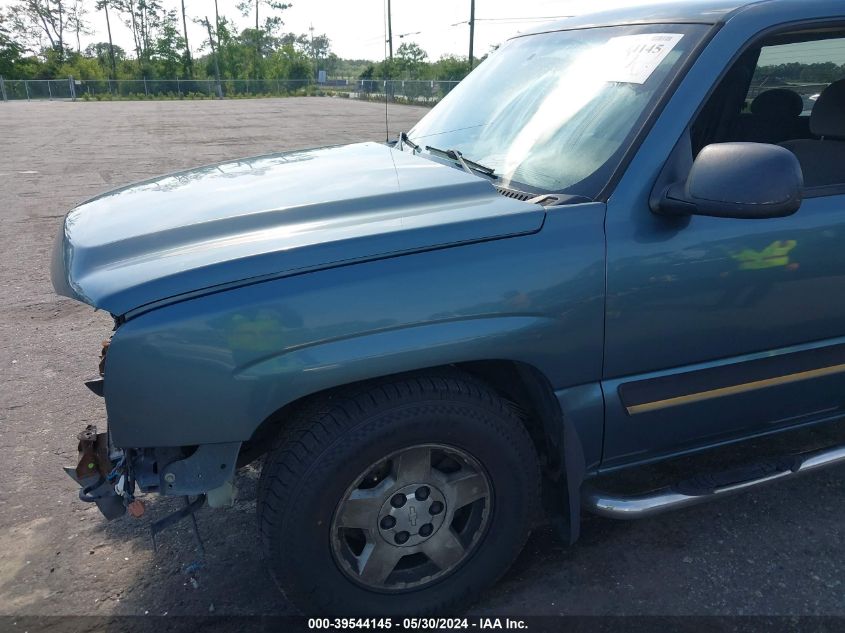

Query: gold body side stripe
[[626, 362, 845, 415]]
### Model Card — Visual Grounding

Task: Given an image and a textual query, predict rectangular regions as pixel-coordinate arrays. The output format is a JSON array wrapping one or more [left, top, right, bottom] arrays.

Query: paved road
[[0, 98, 842, 619]]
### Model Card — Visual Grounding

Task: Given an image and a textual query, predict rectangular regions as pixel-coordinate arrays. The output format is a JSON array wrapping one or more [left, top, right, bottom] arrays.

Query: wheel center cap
[[377, 483, 447, 547]]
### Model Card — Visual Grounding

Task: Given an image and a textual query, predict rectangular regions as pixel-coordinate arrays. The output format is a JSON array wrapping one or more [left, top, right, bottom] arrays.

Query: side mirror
[[656, 142, 803, 219]]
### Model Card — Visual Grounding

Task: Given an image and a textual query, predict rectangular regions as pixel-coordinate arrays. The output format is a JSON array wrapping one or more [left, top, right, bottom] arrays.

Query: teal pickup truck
[[53, 0, 845, 615]]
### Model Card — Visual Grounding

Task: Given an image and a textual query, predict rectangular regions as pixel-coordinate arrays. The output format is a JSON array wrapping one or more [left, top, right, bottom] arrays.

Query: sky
[[0, 0, 651, 62]]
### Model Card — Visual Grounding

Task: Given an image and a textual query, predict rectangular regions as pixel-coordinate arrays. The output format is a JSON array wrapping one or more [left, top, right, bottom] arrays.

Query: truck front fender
[[237, 314, 556, 403], [104, 210, 605, 456], [107, 313, 563, 447]]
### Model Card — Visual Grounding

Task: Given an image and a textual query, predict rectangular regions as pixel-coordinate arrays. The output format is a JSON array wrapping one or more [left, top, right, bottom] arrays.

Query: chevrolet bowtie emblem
[[408, 505, 418, 527]]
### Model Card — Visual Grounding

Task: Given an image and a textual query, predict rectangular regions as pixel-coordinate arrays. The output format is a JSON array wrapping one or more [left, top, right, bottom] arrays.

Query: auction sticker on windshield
[[602, 33, 684, 84]]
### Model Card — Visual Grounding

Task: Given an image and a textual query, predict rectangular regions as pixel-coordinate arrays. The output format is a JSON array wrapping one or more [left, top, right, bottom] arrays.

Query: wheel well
[[455, 360, 563, 475], [239, 360, 563, 474]]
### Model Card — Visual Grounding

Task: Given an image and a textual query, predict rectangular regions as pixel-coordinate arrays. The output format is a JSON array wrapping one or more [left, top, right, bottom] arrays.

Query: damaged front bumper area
[[66, 334, 241, 545], [63, 425, 129, 520], [65, 425, 241, 531]]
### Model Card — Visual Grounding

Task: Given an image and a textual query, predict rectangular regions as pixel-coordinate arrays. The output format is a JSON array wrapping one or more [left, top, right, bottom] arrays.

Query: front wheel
[[257, 371, 541, 615]]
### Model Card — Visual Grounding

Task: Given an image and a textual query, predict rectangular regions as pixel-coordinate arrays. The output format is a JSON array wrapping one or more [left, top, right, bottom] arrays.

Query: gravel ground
[[0, 98, 842, 620]]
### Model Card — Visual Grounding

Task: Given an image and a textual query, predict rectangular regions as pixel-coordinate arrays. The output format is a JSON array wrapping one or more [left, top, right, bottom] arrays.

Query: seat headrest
[[750, 89, 803, 118], [811, 79, 845, 139]]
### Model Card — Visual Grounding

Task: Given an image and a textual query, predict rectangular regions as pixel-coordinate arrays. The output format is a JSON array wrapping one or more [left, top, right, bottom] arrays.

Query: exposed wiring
[[106, 455, 126, 482]]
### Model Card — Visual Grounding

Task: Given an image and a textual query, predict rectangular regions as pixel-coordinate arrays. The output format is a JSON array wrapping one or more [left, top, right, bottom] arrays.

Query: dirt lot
[[0, 98, 843, 620]]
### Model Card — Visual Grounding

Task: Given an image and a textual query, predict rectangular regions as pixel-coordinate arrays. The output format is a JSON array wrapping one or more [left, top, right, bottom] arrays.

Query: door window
[[748, 37, 845, 116], [692, 29, 845, 191]]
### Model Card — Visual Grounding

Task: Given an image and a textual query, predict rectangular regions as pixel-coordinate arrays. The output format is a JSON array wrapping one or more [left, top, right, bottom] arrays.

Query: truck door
[[602, 28, 845, 469]]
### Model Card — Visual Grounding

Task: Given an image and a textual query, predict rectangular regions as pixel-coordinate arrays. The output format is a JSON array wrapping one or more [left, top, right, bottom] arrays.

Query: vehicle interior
[[691, 28, 845, 190]]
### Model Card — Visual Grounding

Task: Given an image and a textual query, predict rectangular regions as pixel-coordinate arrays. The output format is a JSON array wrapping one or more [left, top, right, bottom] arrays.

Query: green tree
[[236, 0, 290, 80], [430, 54, 470, 81], [116, 0, 165, 74], [267, 42, 311, 82], [70, 0, 91, 52], [371, 57, 400, 79], [358, 62, 375, 80], [279, 31, 308, 52], [94, 0, 118, 78], [202, 14, 237, 78], [7, 0, 85, 61], [323, 52, 339, 76], [277, 31, 332, 79], [150, 11, 185, 79], [753, 62, 845, 87], [0, 21, 25, 77], [58, 49, 107, 78], [396, 41, 428, 78], [308, 33, 330, 75], [85, 41, 125, 65], [197, 15, 222, 96], [334, 56, 370, 78]]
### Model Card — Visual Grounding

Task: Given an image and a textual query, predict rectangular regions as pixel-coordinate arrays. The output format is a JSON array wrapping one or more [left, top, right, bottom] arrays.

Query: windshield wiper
[[398, 132, 420, 154], [424, 145, 495, 178]]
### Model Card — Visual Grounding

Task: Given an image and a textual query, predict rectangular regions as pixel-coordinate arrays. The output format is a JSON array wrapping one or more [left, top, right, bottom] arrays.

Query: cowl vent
[[495, 186, 534, 201]]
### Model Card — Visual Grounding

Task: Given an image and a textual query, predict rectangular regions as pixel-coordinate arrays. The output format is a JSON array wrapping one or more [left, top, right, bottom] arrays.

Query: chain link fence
[[353, 79, 460, 105], [0, 77, 461, 105], [1, 77, 77, 100]]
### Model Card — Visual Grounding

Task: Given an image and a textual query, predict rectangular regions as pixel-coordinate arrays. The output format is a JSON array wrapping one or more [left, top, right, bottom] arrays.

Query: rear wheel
[[257, 371, 541, 615]]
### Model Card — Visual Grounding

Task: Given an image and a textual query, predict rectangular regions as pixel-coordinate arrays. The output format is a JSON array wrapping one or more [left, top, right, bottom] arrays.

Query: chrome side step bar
[[582, 444, 845, 520]]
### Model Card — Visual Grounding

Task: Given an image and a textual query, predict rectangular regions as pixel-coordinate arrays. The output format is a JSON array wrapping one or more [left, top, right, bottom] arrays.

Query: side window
[[692, 30, 845, 191], [747, 37, 845, 117]]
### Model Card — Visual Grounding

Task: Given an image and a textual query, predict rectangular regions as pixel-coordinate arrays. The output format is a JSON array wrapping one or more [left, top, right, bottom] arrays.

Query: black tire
[[257, 370, 541, 615]]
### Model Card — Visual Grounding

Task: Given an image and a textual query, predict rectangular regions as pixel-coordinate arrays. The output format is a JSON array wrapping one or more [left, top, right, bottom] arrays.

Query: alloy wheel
[[331, 443, 493, 591]]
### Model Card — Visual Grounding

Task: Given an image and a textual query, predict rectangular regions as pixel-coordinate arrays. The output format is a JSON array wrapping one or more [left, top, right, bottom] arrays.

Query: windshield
[[406, 24, 709, 197]]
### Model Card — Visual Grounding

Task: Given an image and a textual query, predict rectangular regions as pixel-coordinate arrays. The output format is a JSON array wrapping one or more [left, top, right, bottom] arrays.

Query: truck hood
[[52, 142, 544, 315]]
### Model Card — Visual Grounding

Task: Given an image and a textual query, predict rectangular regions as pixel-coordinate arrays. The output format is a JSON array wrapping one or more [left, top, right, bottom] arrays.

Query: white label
[[602, 33, 684, 84]]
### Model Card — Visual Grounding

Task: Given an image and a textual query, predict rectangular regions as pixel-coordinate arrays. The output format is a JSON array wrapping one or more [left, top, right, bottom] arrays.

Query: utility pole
[[468, 0, 475, 69], [387, 0, 393, 59]]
